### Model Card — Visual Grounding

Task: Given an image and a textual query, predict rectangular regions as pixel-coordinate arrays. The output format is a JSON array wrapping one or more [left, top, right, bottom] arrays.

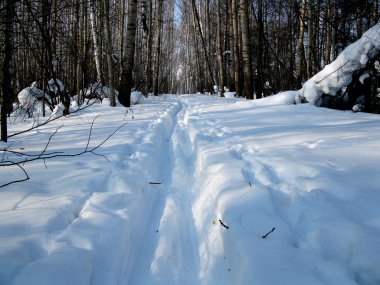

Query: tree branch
[[1, 116, 127, 188], [7, 101, 96, 139]]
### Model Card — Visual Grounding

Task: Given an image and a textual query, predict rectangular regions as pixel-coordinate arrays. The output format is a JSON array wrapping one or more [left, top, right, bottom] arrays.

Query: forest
[[1, 0, 380, 141], [1, 2, 380, 284]]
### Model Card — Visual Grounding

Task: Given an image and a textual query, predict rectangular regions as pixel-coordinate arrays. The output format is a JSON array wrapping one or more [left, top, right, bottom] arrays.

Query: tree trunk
[[297, 0, 307, 85], [191, 0, 215, 91], [374, 0, 379, 24], [119, 0, 138, 107], [240, 0, 253, 99], [192, 11, 204, 93], [324, 0, 331, 66], [89, 0, 103, 83], [257, 0, 264, 98], [331, 0, 338, 60], [216, 0, 225, 97], [153, 0, 163, 96], [102, 0, 116, 106], [144, 0, 153, 95], [77, 0, 88, 106], [1, 0, 16, 142], [119, 0, 126, 86], [306, 0, 314, 79], [232, 0, 241, 96]]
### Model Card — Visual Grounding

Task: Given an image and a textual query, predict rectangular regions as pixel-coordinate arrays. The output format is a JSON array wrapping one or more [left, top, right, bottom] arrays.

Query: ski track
[[128, 97, 201, 285]]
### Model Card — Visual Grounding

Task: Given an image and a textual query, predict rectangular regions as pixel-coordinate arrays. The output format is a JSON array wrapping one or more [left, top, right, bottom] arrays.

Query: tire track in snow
[[128, 98, 200, 285]]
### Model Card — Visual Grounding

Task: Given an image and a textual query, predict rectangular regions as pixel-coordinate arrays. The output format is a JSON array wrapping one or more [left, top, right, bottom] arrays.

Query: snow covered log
[[298, 22, 380, 112]]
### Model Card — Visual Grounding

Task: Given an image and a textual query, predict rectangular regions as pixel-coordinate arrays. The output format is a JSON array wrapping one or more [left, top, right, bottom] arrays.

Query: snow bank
[[183, 95, 380, 285], [299, 23, 380, 105], [2, 94, 380, 285], [224, 92, 236, 98], [250, 90, 298, 106]]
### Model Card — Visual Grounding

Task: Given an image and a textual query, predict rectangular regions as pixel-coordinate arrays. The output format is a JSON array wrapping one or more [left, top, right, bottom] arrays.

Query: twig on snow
[[219, 219, 229, 229], [262, 227, 276, 238]]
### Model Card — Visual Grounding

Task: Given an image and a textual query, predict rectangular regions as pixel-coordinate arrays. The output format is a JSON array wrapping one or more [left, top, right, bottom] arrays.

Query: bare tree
[[102, 0, 116, 106], [240, 0, 253, 99], [119, 0, 138, 107], [153, 0, 163, 96], [1, 0, 16, 142], [297, 0, 307, 85], [231, 0, 241, 96], [216, 0, 225, 97], [89, 0, 103, 84]]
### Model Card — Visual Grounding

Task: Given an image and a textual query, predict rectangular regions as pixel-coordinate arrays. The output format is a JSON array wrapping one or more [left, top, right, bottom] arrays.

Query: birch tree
[[89, 0, 103, 84]]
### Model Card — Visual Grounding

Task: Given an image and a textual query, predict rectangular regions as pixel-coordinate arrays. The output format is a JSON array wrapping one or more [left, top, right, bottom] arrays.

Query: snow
[[299, 23, 380, 105], [47, 78, 65, 93], [224, 92, 236, 98], [17, 84, 44, 109], [131, 91, 145, 104], [1, 94, 380, 285]]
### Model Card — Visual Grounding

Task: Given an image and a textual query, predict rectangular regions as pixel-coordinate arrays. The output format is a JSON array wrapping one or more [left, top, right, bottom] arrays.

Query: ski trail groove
[[128, 98, 200, 285]]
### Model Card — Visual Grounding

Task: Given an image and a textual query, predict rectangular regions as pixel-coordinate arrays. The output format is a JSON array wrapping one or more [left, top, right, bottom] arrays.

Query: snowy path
[[1, 94, 380, 285], [129, 100, 200, 284]]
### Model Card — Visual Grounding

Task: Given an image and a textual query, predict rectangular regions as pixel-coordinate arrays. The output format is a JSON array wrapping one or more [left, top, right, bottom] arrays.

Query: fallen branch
[[219, 219, 229, 229], [0, 161, 30, 188], [262, 227, 276, 239]]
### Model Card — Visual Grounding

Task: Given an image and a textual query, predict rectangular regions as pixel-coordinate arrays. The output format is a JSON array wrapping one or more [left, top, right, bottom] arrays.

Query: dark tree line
[[176, 0, 379, 97], [1, 0, 379, 141]]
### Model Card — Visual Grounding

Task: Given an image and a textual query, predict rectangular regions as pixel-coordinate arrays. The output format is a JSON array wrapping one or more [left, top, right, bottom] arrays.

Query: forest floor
[[1, 94, 380, 285]]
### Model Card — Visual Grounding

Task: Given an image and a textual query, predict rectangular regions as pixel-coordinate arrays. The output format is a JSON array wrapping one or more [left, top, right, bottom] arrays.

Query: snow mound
[[299, 23, 380, 105], [224, 91, 236, 98], [17, 82, 44, 109], [251, 90, 298, 106], [131, 91, 145, 104]]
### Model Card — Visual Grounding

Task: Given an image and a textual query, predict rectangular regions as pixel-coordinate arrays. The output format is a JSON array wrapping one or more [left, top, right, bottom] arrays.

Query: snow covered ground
[[1, 94, 380, 285]]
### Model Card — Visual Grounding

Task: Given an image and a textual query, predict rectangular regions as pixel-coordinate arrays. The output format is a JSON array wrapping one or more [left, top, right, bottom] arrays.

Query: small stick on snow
[[219, 220, 229, 229], [262, 227, 276, 238]]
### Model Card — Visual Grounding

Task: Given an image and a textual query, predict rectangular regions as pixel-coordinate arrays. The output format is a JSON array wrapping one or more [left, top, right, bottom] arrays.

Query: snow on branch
[[299, 23, 380, 105]]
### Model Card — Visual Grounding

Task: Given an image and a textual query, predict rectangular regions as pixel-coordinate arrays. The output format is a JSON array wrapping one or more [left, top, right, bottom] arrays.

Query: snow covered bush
[[130, 91, 145, 104], [17, 82, 44, 110], [299, 23, 380, 112]]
